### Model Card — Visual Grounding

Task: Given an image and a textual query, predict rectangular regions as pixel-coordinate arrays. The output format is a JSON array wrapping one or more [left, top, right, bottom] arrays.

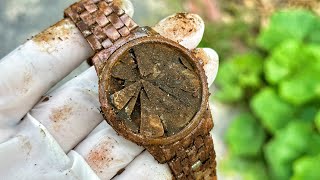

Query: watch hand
[[130, 48, 154, 77], [140, 90, 164, 137], [111, 61, 139, 81], [111, 81, 141, 110]]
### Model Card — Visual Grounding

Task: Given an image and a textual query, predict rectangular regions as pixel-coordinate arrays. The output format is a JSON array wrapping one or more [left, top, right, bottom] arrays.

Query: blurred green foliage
[[226, 113, 266, 157], [215, 53, 263, 102], [257, 10, 319, 50], [199, 19, 257, 61], [291, 153, 320, 180], [221, 156, 269, 180], [205, 9, 320, 180], [251, 88, 295, 134]]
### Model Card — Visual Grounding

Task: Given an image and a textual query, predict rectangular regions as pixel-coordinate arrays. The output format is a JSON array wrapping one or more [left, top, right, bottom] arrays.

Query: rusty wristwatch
[[64, 0, 216, 179]]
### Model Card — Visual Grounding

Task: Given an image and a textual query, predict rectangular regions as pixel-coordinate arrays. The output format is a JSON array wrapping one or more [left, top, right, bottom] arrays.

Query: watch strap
[[168, 134, 216, 180], [146, 109, 217, 180], [64, 0, 138, 52]]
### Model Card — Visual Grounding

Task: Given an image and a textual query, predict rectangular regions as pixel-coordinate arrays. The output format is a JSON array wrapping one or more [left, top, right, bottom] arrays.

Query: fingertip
[[113, 151, 172, 180], [203, 48, 219, 65], [116, 0, 134, 17], [193, 48, 219, 86], [153, 13, 205, 50]]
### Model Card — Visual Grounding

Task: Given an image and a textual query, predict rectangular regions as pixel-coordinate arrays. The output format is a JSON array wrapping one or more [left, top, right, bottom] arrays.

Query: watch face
[[100, 36, 208, 145]]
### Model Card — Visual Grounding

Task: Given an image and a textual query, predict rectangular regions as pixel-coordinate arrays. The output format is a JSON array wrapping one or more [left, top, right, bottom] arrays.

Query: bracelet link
[[64, 0, 137, 52]]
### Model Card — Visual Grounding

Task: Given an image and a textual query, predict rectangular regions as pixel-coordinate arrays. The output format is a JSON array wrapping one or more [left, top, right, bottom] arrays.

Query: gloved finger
[[74, 121, 143, 179], [193, 48, 219, 86], [0, 0, 134, 128], [0, 113, 99, 179], [29, 67, 103, 152], [113, 151, 172, 180], [153, 13, 205, 50], [0, 19, 92, 129], [20, 66, 144, 180]]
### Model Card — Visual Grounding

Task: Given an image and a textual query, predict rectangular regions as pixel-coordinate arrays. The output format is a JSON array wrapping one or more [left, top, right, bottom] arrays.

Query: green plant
[[226, 113, 266, 157], [216, 9, 320, 180]]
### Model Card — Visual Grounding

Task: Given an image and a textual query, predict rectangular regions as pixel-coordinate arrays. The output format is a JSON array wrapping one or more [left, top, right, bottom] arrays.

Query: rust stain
[[32, 19, 73, 53], [154, 13, 198, 43], [49, 105, 73, 131], [86, 138, 116, 173], [113, 0, 123, 8], [192, 48, 208, 65]]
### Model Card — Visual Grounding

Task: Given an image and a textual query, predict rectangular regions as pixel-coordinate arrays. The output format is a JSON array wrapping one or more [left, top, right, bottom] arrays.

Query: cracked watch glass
[[107, 40, 202, 138]]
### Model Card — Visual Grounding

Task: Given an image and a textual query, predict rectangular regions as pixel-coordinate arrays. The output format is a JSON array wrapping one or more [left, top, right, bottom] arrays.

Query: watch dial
[[108, 42, 202, 138]]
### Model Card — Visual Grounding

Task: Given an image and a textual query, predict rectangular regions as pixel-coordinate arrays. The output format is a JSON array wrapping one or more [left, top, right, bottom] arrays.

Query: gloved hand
[[0, 0, 219, 179]]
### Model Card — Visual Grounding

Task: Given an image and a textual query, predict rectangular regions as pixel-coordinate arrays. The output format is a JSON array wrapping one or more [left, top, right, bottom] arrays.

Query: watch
[[64, 0, 217, 179]]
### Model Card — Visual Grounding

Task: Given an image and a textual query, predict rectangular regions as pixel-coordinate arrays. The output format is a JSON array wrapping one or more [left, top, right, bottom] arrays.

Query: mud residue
[[86, 138, 116, 174], [18, 135, 32, 156], [49, 105, 73, 131], [41, 96, 50, 102], [192, 48, 208, 65], [32, 19, 75, 53], [154, 13, 200, 43]]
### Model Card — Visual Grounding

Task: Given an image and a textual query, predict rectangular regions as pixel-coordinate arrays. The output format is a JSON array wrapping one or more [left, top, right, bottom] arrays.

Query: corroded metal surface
[[100, 36, 216, 179], [109, 42, 202, 137], [65, 0, 216, 179], [147, 109, 217, 180], [64, 0, 137, 52], [99, 36, 209, 146]]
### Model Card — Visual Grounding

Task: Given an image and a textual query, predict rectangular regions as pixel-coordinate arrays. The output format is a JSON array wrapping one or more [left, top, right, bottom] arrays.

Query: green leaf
[[291, 154, 320, 180], [307, 134, 320, 156], [306, 18, 320, 44], [233, 54, 263, 88], [215, 61, 243, 102], [279, 70, 320, 105], [278, 45, 320, 104], [251, 88, 295, 133], [315, 111, 320, 132], [226, 113, 266, 157], [264, 138, 292, 180], [215, 53, 263, 102], [297, 106, 319, 123], [277, 122, 313, 154], [257, 10, 317, 50], [264, 40, 305, 84], [215, 84, 243, 102], [264, 121, 313, 179], [264, 41, 320, 105]]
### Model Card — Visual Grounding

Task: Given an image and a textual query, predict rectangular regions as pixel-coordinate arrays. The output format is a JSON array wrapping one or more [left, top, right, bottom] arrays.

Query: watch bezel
[[99, 35, 209, 146]]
